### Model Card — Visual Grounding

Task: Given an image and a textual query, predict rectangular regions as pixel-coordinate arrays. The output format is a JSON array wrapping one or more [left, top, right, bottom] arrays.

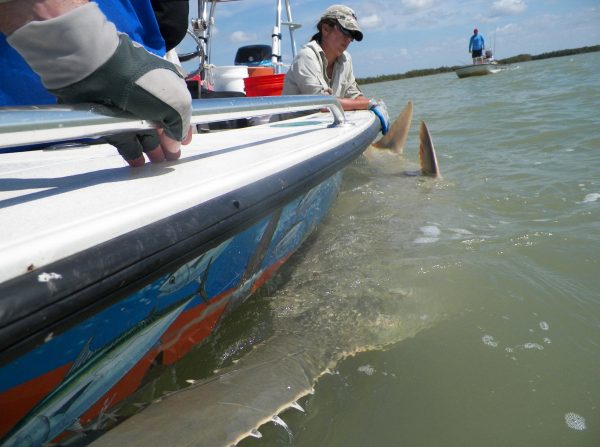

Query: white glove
[[7, 3, 192, 162]]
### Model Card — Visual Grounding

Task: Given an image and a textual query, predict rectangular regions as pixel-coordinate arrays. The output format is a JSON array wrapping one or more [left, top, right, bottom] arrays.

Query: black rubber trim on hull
[[0, 120, 379, 364]]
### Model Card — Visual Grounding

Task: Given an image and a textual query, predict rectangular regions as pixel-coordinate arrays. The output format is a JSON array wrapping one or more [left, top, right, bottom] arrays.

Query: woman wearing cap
[[283, 4, 388, 133]]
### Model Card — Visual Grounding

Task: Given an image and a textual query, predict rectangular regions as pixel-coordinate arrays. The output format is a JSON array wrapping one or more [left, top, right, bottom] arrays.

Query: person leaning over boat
[[469, 28, 485, 64], [0, 0, 192, 167], [282, 4, 389, 134]]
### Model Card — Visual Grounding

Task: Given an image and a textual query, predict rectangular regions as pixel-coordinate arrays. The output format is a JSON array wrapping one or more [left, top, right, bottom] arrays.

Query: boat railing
[[0, 95, 346, 150]]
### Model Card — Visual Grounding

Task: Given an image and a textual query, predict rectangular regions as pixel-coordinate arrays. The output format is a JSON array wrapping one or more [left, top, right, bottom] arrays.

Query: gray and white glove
[[7, 3, 192, 163]]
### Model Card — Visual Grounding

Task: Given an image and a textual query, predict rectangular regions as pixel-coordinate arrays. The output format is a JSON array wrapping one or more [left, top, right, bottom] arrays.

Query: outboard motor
[[234, 45, 273, 67]]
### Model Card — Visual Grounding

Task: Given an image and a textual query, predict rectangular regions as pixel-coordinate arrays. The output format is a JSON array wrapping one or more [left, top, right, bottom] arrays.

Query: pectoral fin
[[372, 101, 413, 154]]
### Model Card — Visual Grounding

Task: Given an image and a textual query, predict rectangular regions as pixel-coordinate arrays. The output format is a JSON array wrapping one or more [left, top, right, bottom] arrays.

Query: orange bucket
[[247, 66, 275, 77], [244, 74, 285, 97]]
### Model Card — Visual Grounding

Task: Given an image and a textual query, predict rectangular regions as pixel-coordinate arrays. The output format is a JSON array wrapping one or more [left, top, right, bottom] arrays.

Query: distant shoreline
[[356, 44, 600, 85]]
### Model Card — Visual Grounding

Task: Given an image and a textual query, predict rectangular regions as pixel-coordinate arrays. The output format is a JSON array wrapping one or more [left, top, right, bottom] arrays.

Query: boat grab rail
[[0, 95, 346, 150]]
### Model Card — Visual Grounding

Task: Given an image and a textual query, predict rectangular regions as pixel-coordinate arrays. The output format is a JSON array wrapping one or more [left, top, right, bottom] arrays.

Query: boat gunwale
[[0, 96, 347, 151]]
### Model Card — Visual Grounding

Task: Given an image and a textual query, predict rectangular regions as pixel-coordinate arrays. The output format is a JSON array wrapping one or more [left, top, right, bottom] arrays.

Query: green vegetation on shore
[[356, 45, 600, 85]]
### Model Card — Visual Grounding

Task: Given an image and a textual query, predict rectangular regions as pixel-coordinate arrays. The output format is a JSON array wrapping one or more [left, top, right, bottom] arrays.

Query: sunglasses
[[335, 23, 354, 40]]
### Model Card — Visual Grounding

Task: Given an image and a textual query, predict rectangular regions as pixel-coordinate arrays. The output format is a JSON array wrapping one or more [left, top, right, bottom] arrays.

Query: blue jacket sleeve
[[0, 0, 167, 107]]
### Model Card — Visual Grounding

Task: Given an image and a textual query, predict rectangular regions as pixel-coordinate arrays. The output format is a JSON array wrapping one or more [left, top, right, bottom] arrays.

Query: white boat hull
[[456, 62, 498, 78]]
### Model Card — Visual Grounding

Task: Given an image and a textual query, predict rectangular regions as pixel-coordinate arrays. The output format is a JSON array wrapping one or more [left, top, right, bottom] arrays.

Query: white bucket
[[211, 66, 248, 93]]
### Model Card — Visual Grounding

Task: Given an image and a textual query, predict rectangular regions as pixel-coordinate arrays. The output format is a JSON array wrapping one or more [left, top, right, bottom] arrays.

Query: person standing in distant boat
[[282, 4, 389, 134], [469, 28, 485, 64]]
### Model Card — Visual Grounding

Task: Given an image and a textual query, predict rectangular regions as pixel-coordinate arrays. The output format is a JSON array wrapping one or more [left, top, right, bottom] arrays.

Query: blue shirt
[[469, 33, 485, 52], [0, 0, 166, 106]]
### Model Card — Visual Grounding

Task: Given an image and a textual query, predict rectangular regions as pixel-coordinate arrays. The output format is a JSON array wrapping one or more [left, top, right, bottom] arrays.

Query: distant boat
[[456, 49, 500, 78]]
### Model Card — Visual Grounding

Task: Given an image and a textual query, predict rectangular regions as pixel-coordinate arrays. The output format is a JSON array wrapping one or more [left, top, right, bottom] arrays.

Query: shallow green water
[[96, 53, 599, 447], [234, 53, 600, 446]]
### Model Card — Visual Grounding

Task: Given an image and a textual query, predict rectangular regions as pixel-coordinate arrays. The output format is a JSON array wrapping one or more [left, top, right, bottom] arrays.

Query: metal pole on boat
[[284, 0, 299, 59], [272, 0, 283, 72], [272, 0, 301, 73], [207, 0, 218, 68], [189, 0, 219, 92], [185, 1, 213, 96]]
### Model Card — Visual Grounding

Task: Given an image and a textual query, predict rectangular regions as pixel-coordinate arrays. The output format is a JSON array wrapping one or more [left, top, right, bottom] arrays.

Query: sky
[[184, 0, 600, 78]]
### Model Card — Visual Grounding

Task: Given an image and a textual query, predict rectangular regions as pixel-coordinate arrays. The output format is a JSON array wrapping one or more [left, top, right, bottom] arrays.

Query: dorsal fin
[[418, 121, 441, 177]]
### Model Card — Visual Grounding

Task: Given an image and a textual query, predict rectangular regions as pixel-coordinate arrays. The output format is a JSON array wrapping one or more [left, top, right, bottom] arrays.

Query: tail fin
[[418, 121, 440, 177], [372, 101, 413, 154]]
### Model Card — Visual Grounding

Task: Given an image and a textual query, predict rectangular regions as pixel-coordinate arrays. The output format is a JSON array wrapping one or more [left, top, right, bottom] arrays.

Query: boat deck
[[0, 110, 377, 285]]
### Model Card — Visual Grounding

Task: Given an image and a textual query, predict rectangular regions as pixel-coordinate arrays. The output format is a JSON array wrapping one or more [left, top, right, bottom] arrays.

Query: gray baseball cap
[[321, 5, 363, 41]]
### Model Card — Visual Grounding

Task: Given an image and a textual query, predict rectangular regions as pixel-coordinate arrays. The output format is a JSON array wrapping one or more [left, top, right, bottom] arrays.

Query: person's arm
[[336, 54, 370, 111], [284, 60, 368, 110], [285, 44, 387, 132], [287, 44, 360, 109], [340, 69, 390, 134], [338, 96, 369, 111], [1, 0, 192, 167], [0, 0, 88, 35]]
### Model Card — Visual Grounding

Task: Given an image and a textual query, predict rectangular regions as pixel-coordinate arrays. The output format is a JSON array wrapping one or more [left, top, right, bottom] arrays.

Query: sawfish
[[86, 102, 443, 447], [90, 310, 439, 447], [365, 101, 441, 177]]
